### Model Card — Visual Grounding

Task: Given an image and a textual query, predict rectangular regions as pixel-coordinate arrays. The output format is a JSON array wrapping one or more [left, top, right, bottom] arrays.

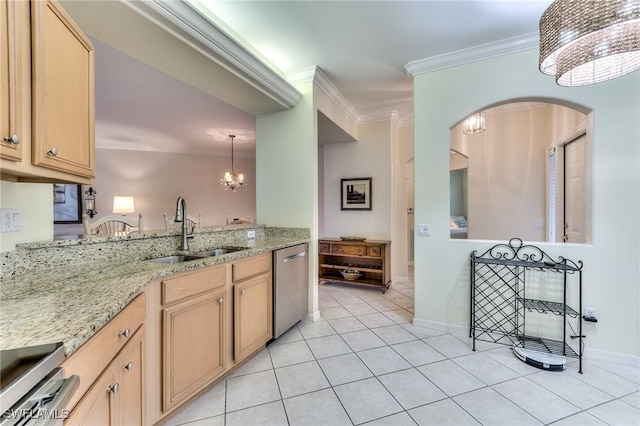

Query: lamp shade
[[113, 196, 135, 214], [539, 0, 640, 86]]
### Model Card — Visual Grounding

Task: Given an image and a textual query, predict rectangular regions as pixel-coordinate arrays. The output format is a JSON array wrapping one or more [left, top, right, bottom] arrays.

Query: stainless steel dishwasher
[[273, 243, 309, 338]]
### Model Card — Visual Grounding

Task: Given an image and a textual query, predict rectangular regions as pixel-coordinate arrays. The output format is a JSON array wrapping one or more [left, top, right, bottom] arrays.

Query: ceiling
[[199, 0, 551, 120], [70, 0, 553, 156], [93, 37, 257, 156]]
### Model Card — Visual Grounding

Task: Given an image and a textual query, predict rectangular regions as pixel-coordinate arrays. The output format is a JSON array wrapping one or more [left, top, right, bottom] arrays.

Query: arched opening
[[449, 100, 591, 243]]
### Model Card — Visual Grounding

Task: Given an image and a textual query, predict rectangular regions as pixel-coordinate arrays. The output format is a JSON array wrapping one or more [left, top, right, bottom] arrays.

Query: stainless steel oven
[[1, 343, 79, 426]]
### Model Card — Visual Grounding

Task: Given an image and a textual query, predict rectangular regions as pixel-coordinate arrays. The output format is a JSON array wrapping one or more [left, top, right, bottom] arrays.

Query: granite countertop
[[0, 233, 309, 356]]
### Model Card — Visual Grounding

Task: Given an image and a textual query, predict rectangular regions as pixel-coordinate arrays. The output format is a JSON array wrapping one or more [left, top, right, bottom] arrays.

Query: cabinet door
[[234, 274, 272, 362], [0, 0, 22, 161], [118, 326, 145, 426], [162, 289, 226, 412], [66, 369, 117, 426], [31, 0, 94, 178]]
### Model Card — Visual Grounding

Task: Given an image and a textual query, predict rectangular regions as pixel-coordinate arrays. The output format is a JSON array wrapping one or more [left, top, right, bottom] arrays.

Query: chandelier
[[462, 112, 485, 135], [221, 134, 244, 191], [539, 0, 640, 86]]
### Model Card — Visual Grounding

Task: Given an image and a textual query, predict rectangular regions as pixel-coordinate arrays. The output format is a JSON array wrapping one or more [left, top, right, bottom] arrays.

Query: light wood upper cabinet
[[0, 0, 23, 162], [0, 0, 94, 183], [31, 0, 94, 177]]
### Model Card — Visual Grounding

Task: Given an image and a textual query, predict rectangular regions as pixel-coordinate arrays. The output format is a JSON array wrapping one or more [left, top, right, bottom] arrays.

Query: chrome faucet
[[174, 196, 193, 250]]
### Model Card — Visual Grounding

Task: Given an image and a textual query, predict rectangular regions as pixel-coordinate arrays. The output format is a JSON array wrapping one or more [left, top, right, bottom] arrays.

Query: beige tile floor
[[160, 275, 640, 426]]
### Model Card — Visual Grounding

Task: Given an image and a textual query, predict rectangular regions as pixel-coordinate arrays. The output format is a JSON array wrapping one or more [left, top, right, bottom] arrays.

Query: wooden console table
[[318, 238, 391, 293]]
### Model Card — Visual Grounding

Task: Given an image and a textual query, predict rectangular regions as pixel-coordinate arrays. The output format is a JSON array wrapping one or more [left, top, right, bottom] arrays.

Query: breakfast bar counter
[[0, 226, 309, 356]]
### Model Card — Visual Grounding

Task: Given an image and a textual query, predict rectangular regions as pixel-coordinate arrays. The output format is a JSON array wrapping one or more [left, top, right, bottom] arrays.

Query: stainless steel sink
[[191, 246, 247, 257], [144, 247, 248, 264], [144, 255, 204, 264]]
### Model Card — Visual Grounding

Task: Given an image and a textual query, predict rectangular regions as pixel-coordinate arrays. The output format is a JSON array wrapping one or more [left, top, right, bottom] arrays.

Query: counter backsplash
[[1, 226, 310, 280]]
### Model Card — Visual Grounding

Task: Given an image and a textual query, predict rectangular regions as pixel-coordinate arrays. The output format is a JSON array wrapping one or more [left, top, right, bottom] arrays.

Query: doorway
[[563, 134, 587, 243]]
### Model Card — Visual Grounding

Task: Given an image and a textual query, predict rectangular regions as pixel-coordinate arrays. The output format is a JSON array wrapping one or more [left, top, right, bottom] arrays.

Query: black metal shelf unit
[[470, 238, 584, 373]]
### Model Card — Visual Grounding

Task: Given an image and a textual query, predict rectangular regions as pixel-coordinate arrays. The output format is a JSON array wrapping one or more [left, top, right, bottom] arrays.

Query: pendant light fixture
[[539, 0, 640, 86], [463, 112, 485, 135], [221, 134, 244, 191]]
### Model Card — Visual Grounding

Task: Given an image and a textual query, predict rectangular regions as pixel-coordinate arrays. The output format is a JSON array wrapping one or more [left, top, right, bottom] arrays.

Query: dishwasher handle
[[283, 250, 306, 262]]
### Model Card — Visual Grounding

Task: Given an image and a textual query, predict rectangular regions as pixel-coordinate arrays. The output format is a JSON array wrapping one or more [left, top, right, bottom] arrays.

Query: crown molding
[[97, 140, 255, 157], [359, 111, 398, 125], [405, 32, 539, 77], [128, 0, 301, 109], [397, 115, 414, 128], [286, 66, 318, 86], [288, 65, 365, 125]]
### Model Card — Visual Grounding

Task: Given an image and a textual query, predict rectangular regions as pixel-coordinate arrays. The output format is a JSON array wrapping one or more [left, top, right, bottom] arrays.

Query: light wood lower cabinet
[[62, 292, 146, 416], [162, 287, 226, 412], [144, 253, 275, 423], [66, 325, 145, 426], [118, 327, 145, 426], [234, 272, 272, 362]]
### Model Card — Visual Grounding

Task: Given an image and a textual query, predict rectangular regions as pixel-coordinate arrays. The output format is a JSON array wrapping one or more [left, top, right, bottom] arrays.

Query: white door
[[407, 158, 414, 263], [564, 135, 587, 243]]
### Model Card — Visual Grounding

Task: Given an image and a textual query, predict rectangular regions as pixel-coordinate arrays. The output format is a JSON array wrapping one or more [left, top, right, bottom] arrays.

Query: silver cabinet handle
[[124, 362, 133, 371], [241, 289, 246, 295], [107, 383, 119, 394], [118, 328, 131, 338], [3, 135, 19, 144], [218, 297, 223, 304], [47, 147, 58, 156]]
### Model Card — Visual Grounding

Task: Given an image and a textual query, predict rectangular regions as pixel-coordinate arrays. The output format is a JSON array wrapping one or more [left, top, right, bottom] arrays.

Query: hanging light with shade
[[539, 0, 640, 86], [221, 134, 245, 191]]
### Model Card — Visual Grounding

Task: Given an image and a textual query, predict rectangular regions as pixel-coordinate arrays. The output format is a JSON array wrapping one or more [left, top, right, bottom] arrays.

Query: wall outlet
[[584, 307, 597, 320], [417, 224, 431, 236], [532, 220, 544, 229], [247, 230, 256, 239], [1, 208, 21, 233]]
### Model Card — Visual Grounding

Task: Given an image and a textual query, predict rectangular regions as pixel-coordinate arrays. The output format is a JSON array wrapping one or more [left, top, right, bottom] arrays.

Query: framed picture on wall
[[341, 177, 372, 211], [53, 184, 82, 224]]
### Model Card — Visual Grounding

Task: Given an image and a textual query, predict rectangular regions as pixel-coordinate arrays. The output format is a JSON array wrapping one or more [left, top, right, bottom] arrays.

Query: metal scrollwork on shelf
[[471, 237, 583, 273]]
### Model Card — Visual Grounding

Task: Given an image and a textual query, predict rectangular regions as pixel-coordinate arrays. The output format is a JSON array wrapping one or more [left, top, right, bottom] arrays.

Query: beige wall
[[467, 107, 549, 241], [413, 48, 640, 358], [87, 149, 256, 231], [256, 81, 319, 319], [0, 181, 54, 252], [322, 120, 393, 241]]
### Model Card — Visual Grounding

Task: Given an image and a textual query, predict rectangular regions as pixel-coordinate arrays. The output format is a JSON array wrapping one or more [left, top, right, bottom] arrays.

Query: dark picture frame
[[341, 177, 372, 211], [53, 184, 82, 224]]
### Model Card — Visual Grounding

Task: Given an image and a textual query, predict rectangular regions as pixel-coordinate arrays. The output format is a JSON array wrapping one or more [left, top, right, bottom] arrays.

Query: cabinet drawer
[[61, 292, 146, 412], [368, 246, 382, 257], [233, 252, 272, 282], [318, 243, 329, 253], [162, 265, 226, 305], [330, 244, 367, 256]]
